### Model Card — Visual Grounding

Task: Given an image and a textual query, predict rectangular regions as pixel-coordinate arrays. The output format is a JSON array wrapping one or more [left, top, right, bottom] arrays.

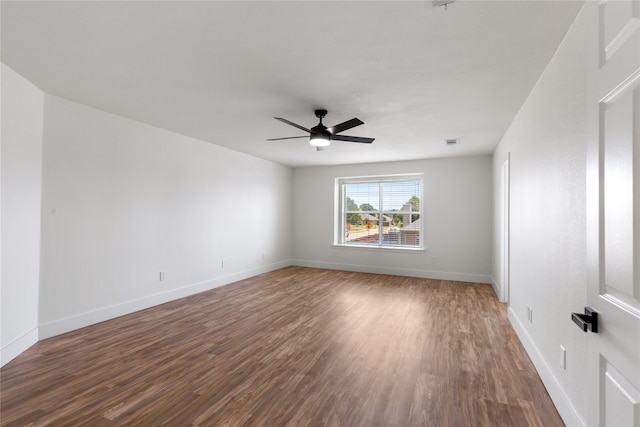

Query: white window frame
[[334, 173, 424, 250]]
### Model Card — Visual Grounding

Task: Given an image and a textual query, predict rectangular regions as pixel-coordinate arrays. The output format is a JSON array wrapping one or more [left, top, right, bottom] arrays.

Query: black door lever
[[571, 307, 598, 333]]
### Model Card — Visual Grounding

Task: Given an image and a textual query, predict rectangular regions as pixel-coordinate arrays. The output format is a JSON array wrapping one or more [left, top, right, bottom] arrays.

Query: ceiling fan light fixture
[[310, 135, 331, 147]]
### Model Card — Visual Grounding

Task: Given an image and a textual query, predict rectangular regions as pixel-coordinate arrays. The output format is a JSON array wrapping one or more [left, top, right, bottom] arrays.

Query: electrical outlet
[[560, 346, 566, 370], [159, 272, 166, 282], [222, 259, 227, 268]]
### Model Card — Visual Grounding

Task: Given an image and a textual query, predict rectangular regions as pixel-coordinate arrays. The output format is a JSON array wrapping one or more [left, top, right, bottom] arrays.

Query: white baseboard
[[39, 260, 292, 340], [508, 307, 585, 427], [1, 327, 39, 368], [490, 275, 503, 301], [292, 259, 492, 284]]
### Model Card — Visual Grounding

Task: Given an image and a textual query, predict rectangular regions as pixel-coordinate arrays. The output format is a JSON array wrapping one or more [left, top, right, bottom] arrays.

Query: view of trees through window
[[341, 178, 422, 247]]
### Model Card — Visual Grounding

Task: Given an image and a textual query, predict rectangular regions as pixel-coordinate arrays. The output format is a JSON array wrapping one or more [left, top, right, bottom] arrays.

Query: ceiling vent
[[446, 138, 460, 145], [433, 0, 455, 9]]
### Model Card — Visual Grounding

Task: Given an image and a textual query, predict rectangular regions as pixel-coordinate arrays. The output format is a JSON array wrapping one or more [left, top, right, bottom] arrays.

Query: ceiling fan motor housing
[[314, 109, 328, 119], [310, 124, 331, 137], [311, 109, 331, 141]]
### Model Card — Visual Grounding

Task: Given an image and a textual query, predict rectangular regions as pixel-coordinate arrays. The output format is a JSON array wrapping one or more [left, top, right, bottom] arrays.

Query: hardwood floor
[[1, 267, 563, 426]]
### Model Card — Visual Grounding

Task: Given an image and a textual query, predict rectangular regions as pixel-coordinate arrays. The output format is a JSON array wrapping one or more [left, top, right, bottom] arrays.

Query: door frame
[[500, 154, 511, 304]]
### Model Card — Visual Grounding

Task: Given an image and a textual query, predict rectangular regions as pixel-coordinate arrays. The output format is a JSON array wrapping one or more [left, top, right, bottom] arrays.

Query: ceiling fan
[[267, 109, 374, 150]]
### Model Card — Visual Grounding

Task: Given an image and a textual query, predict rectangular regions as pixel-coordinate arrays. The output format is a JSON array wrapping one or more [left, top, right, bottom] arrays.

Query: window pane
[[345, 182, 379, 212], [399, 213, 420, 246], [382, 181, 420, 213], [345, 213, 380, 244], [382, 181, 420, 246]]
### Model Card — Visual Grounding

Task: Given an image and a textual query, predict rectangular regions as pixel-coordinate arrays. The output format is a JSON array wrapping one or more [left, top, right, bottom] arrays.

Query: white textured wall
[[1, 64, 44, 366], [492, 5, 588, 426], [39, 95, 292, 337], [292, 156, 492, 283]]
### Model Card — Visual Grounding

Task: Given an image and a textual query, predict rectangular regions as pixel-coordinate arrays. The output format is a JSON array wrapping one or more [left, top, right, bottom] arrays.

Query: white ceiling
[[1, 1, 583, 167]]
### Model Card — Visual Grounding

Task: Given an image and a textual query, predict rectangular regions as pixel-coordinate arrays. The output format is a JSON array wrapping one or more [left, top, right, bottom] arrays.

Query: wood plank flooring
[[1, 267, 563, 426]]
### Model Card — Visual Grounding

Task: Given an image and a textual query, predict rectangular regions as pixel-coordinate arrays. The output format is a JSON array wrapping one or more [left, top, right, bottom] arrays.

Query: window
[[335, 174, 423, 249]]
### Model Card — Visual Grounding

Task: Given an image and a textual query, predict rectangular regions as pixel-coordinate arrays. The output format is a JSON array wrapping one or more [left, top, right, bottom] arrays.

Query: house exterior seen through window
[[336, 174, 423, 249]]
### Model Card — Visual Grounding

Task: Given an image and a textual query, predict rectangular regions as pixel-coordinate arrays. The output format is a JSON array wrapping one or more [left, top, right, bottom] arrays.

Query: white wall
[[492, 5, 588, 426], [292, 156, 492, 283], [38, 95, 292, 338], [1, 64, 44, 365]]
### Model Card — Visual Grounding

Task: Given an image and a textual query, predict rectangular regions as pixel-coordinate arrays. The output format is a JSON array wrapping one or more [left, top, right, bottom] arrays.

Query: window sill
[[332, 243, 426, 253]]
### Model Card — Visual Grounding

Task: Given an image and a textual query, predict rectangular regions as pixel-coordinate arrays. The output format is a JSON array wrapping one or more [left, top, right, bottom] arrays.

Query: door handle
[[571, 307, 598, 333]]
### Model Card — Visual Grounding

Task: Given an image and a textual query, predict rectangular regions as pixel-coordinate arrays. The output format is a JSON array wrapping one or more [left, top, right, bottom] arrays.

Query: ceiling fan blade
[[329, 118, 364, 134], [332, 135, 375, 144], [266, 136, 309, 141], [274, 117, 311, 133]]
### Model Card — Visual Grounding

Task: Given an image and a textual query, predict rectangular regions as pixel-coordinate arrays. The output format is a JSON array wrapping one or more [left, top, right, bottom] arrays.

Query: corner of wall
[[1, 63, 44, 368], [489, 275, 502, 301], [0, 327, 39, 368]]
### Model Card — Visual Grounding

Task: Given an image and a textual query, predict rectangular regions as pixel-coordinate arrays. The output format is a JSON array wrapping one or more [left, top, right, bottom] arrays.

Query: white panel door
[[586, 1, 640, 426]]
